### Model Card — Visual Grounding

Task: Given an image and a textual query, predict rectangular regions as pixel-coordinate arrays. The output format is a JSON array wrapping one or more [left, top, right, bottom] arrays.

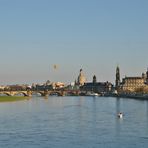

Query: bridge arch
[[13, 92, 28, 97], [0, 92, 11, 96], [37, 91, 46, 96], [49, 91, 63, 96]]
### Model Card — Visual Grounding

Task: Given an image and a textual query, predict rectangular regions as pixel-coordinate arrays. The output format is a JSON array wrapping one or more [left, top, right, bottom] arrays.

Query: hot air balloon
[[53, 64, 58, 70]]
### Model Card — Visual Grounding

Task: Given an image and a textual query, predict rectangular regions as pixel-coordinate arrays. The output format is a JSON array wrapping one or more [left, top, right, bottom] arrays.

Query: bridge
[[0, 90, 32, 97], [31, 90, 81, 96], [0, 90, 81, 97]]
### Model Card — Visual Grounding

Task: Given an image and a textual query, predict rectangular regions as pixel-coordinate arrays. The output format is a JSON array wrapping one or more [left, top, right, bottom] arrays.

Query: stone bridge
[[0, 90, 81, 97], [0, 90, 32, 97], [33, 90, 80, 96]]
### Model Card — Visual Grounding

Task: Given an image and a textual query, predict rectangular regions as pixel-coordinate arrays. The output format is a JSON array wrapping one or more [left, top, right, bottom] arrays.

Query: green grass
[[0, 96, 28, 102]]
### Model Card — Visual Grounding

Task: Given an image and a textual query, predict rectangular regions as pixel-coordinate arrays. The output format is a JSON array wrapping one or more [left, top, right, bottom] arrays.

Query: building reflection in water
[[146, 101, 148, 129], [115, 97, 123, 137]]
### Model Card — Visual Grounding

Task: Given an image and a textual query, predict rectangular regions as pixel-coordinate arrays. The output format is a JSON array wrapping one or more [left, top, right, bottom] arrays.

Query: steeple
[[93, 75, 97, 83], [115, 66, 120, 88], [146, 67, 148, 84]]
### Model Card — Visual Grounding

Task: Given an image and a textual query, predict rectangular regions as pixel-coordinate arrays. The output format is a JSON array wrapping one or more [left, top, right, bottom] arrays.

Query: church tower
[[115, 66, 120, 89], [93, 75, 97, 83], [146, 67, 148, 84]]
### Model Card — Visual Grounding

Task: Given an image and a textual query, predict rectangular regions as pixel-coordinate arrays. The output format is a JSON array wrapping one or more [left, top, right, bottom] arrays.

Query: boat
[[85, 92, 100, 96]]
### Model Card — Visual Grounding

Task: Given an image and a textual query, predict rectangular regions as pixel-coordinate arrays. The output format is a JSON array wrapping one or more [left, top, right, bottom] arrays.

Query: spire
[[115, 66, 120, 88], [93, 75, 97, 83], [116, 65, 119, 73], [146, 67, 148, 84]]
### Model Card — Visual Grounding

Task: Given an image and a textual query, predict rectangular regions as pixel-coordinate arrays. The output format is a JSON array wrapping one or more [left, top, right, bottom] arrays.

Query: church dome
[[77, 69, 86, 86]]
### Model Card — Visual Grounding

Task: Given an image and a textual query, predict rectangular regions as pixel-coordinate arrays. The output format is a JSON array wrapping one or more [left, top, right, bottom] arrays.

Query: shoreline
[[0, 96, 28, 102], [108, 93, 148, 100]]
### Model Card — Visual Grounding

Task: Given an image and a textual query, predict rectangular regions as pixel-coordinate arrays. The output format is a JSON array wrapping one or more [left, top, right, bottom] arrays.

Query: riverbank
[[109, 93, 148, 100], [0, 96, 28, 102]]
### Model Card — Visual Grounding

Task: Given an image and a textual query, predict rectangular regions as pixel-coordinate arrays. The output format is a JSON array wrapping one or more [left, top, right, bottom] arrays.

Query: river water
[[0, 96, 148, 148]]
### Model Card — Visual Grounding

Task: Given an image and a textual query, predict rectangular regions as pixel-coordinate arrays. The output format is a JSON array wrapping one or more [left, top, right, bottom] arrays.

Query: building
[[115, 66, 120, 89], [77, 69, 86, 86], [80, 75, 113, 94], [121, 69, 148, 93], [53, 82, 65, 89], [35, 84, 53, 91], [121, 76, 145, 92], [146, 68, 148, 84], [93, 75, 97, 83]]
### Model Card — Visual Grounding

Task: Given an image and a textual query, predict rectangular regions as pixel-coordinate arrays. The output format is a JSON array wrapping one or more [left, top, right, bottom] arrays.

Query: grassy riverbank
[[0, 96, 28, 102]]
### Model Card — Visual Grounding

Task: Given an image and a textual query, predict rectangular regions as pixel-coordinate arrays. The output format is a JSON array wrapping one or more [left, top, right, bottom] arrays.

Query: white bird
[[117, 112, 123, 118]]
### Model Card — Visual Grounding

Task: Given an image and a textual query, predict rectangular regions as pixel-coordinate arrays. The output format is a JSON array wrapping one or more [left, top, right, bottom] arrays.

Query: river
[[0, 96, 148, 148]]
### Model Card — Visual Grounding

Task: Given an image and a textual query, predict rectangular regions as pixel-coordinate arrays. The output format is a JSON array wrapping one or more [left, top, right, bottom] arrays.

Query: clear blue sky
[[0, 0, 148, 85]]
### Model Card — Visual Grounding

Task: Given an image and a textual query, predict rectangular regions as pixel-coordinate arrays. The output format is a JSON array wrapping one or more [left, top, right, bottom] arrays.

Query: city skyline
[[0, 0, 148, 85]]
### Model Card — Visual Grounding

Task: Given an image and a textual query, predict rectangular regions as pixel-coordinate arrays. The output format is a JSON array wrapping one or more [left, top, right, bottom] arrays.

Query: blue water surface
[[0, 96, 148, 148]]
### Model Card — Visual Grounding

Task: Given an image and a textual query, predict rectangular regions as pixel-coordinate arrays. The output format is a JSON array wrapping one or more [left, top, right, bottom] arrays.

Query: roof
[[83, 82, 112, 86]]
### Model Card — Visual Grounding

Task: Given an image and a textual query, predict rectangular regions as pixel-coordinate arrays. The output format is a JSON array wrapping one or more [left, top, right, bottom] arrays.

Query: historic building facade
[[120, 68, 148, 93], [121, 76, 146, 92], [80, 75, 113, 94]]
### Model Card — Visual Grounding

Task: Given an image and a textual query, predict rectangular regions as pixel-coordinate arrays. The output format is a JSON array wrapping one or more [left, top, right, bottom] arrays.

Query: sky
[[0, 0, 148, 85]]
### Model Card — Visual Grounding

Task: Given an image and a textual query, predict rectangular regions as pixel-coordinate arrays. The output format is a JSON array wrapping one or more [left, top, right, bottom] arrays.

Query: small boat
[[86, 92, 100, 96]]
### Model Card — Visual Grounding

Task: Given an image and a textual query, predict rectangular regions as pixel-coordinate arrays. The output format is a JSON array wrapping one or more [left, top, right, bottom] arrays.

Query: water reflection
[[116, 97, 121, 114], [146, 101, 148, 129], [115, 97, 122, 137]]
